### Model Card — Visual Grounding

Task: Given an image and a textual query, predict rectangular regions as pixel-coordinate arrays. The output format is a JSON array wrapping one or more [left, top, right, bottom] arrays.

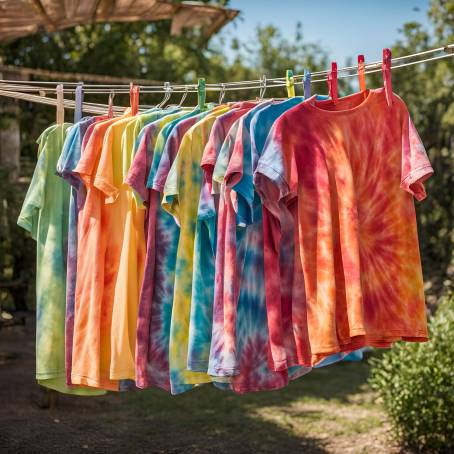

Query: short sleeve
[[152, 129, 177, 192], [400, 114, 433, 201], [254, 116, 298, 219], [125, 130, 150, 206], [74, 123, 102, 187], [162, 131, 192, 226], [56, 125, 83, 189], [93, 126, 117, 202], [212, 121, 240, 193], [18, 144, 47, 240], [201, 117, 225, 171]]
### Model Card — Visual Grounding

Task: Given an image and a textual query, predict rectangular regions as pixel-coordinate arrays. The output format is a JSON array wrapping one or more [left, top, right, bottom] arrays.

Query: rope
[[0, 43, 452, 110]]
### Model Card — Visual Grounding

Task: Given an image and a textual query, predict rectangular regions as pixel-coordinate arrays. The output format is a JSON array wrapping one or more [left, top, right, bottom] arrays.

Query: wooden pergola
[[0, 0, 239, 42]]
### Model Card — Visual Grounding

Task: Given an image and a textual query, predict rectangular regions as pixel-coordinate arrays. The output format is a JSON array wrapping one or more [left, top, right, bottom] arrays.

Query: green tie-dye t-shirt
[[18, 123, 104, 395]]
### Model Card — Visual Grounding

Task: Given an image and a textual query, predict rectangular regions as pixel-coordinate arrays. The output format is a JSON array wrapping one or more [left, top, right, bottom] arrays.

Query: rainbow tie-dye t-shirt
[[254, 89, 432, 359], [189, 103, 257, 373], [128, 109, 202, 390], [162, 106, 230, 394]]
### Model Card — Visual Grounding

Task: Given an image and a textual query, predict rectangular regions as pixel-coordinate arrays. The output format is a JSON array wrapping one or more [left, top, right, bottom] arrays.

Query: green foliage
[[0, 0, 452, 309], [369, 296, 454, 452]]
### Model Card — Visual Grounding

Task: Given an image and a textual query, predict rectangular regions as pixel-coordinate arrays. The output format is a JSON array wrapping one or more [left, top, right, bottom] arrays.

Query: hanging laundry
[[56, 114, 108, 393], [17, 48, 434, 396], [18, 123, 102, 395]]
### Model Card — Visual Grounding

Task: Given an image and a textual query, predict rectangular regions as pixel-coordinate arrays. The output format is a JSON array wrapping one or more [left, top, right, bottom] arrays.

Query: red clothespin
[[358, 55, 366, 92], [382, 48, 392, 107], [129, 82, 140, 115], [327, 62, 338, 102]]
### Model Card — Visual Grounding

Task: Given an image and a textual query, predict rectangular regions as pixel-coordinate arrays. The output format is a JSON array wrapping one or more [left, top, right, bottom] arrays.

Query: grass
[[1, 320, 399, 454], [117, 358, 397, 453]]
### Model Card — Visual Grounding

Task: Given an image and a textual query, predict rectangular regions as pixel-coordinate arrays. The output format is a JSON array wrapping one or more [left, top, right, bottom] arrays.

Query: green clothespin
[[286, 69, 295, 98], [198, 77, 206, 110]]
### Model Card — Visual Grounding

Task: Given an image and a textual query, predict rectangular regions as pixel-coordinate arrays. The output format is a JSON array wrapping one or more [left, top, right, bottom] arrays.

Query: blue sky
[[217, 0, 432, 66]]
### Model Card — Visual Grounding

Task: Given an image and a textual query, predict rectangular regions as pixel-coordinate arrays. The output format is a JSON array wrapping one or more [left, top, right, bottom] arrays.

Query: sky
[[217, 0, 432, 66]]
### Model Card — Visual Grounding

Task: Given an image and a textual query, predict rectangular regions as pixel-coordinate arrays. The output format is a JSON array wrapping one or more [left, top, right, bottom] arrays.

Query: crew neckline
[[306, 89, 375, 115]]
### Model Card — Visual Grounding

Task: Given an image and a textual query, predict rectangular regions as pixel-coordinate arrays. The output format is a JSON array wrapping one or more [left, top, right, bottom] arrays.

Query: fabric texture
[[254, 89, 432, 361]]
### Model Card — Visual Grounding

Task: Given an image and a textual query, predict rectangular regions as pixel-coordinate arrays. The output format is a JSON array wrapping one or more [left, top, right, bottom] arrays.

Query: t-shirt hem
[[187, 359, 209, 372], [17, 216, 34, 236], [71, 373, 120, 391], [401, 164, 433, 201], [307, 329, 428, 358]]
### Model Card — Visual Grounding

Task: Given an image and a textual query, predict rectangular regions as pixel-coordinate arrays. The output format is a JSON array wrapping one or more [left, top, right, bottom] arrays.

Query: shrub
[[369, 296, 454, 452]]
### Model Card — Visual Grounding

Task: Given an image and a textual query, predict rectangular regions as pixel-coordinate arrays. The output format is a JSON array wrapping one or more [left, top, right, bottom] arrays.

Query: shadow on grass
[[121, 360, 372, 453], [0, 319, 373, 454]]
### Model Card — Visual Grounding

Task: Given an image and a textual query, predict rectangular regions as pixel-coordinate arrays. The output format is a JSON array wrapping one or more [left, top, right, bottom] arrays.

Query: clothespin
[[219, 83, 226, 104], [358, 55, 366, 92], [130, 82, 140, 115], [198, 78, 206, 111], [107, 90, 115, 118], [303, 69, 311, 99], [286, 69, 295, 98], [74, 82, 83, 123], [258, 74, 267, 100], [327, 62, 338, 102], [382, 48, 393, 107], [56, 84, 64, 124]]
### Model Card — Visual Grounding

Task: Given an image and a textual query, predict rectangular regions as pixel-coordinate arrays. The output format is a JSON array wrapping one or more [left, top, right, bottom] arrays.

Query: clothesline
[[1, 44, 453, 92], [0, 44, 452, 114]]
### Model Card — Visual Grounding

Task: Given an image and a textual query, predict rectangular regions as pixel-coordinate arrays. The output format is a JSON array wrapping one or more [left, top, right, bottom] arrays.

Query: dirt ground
[[0, 315, 402, 454]]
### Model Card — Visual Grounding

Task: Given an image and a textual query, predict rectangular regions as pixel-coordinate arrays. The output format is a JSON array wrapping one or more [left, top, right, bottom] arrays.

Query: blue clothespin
[[74, 82, 83, 123], [303, 69, 311, 99]]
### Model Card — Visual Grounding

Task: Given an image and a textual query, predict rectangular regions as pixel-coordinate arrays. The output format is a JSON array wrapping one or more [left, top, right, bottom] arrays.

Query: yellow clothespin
[[286, 69, 295, 98]]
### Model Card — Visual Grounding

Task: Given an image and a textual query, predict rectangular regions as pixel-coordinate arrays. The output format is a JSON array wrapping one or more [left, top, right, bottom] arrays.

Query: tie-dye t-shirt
[[18, 123, 100, 395], [127, 110, 200, 389], [249, 98, 358, 369], [254, 89, 432, 359], [207, 118, 243, 377], [162, 106, 230, 394], [188, 103, 256, 372], [105, 111, 186, 382], [210, 103, 311, 393], [72, 111, 131, 391], [55, 116, 107, 390]]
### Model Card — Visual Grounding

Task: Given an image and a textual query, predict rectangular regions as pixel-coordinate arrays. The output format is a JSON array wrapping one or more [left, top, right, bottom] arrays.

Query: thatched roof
[[0, 0, 239, 41]]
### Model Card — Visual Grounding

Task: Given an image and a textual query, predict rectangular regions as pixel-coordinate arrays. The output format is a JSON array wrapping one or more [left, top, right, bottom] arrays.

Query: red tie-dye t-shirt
[[254, 89, 432, 362]]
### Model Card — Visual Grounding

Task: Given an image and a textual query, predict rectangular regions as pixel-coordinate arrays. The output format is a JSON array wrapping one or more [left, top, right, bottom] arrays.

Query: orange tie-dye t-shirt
[[254, 89, 432, 362], [71, 111, 131, 390]]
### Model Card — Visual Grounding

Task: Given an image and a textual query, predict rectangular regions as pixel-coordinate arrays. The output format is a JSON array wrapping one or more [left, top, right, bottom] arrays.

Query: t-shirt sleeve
[[125, 131, 149, 206], [56, 126, 83, 190], [17, 139, 47, 240], [93, 126, 117, 202], [153, 132, 176, 192], [74, 124, 100, 187], [400, 113, 433, 201], [162, 131, 191, 226], [254, 116, 298, 219]]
